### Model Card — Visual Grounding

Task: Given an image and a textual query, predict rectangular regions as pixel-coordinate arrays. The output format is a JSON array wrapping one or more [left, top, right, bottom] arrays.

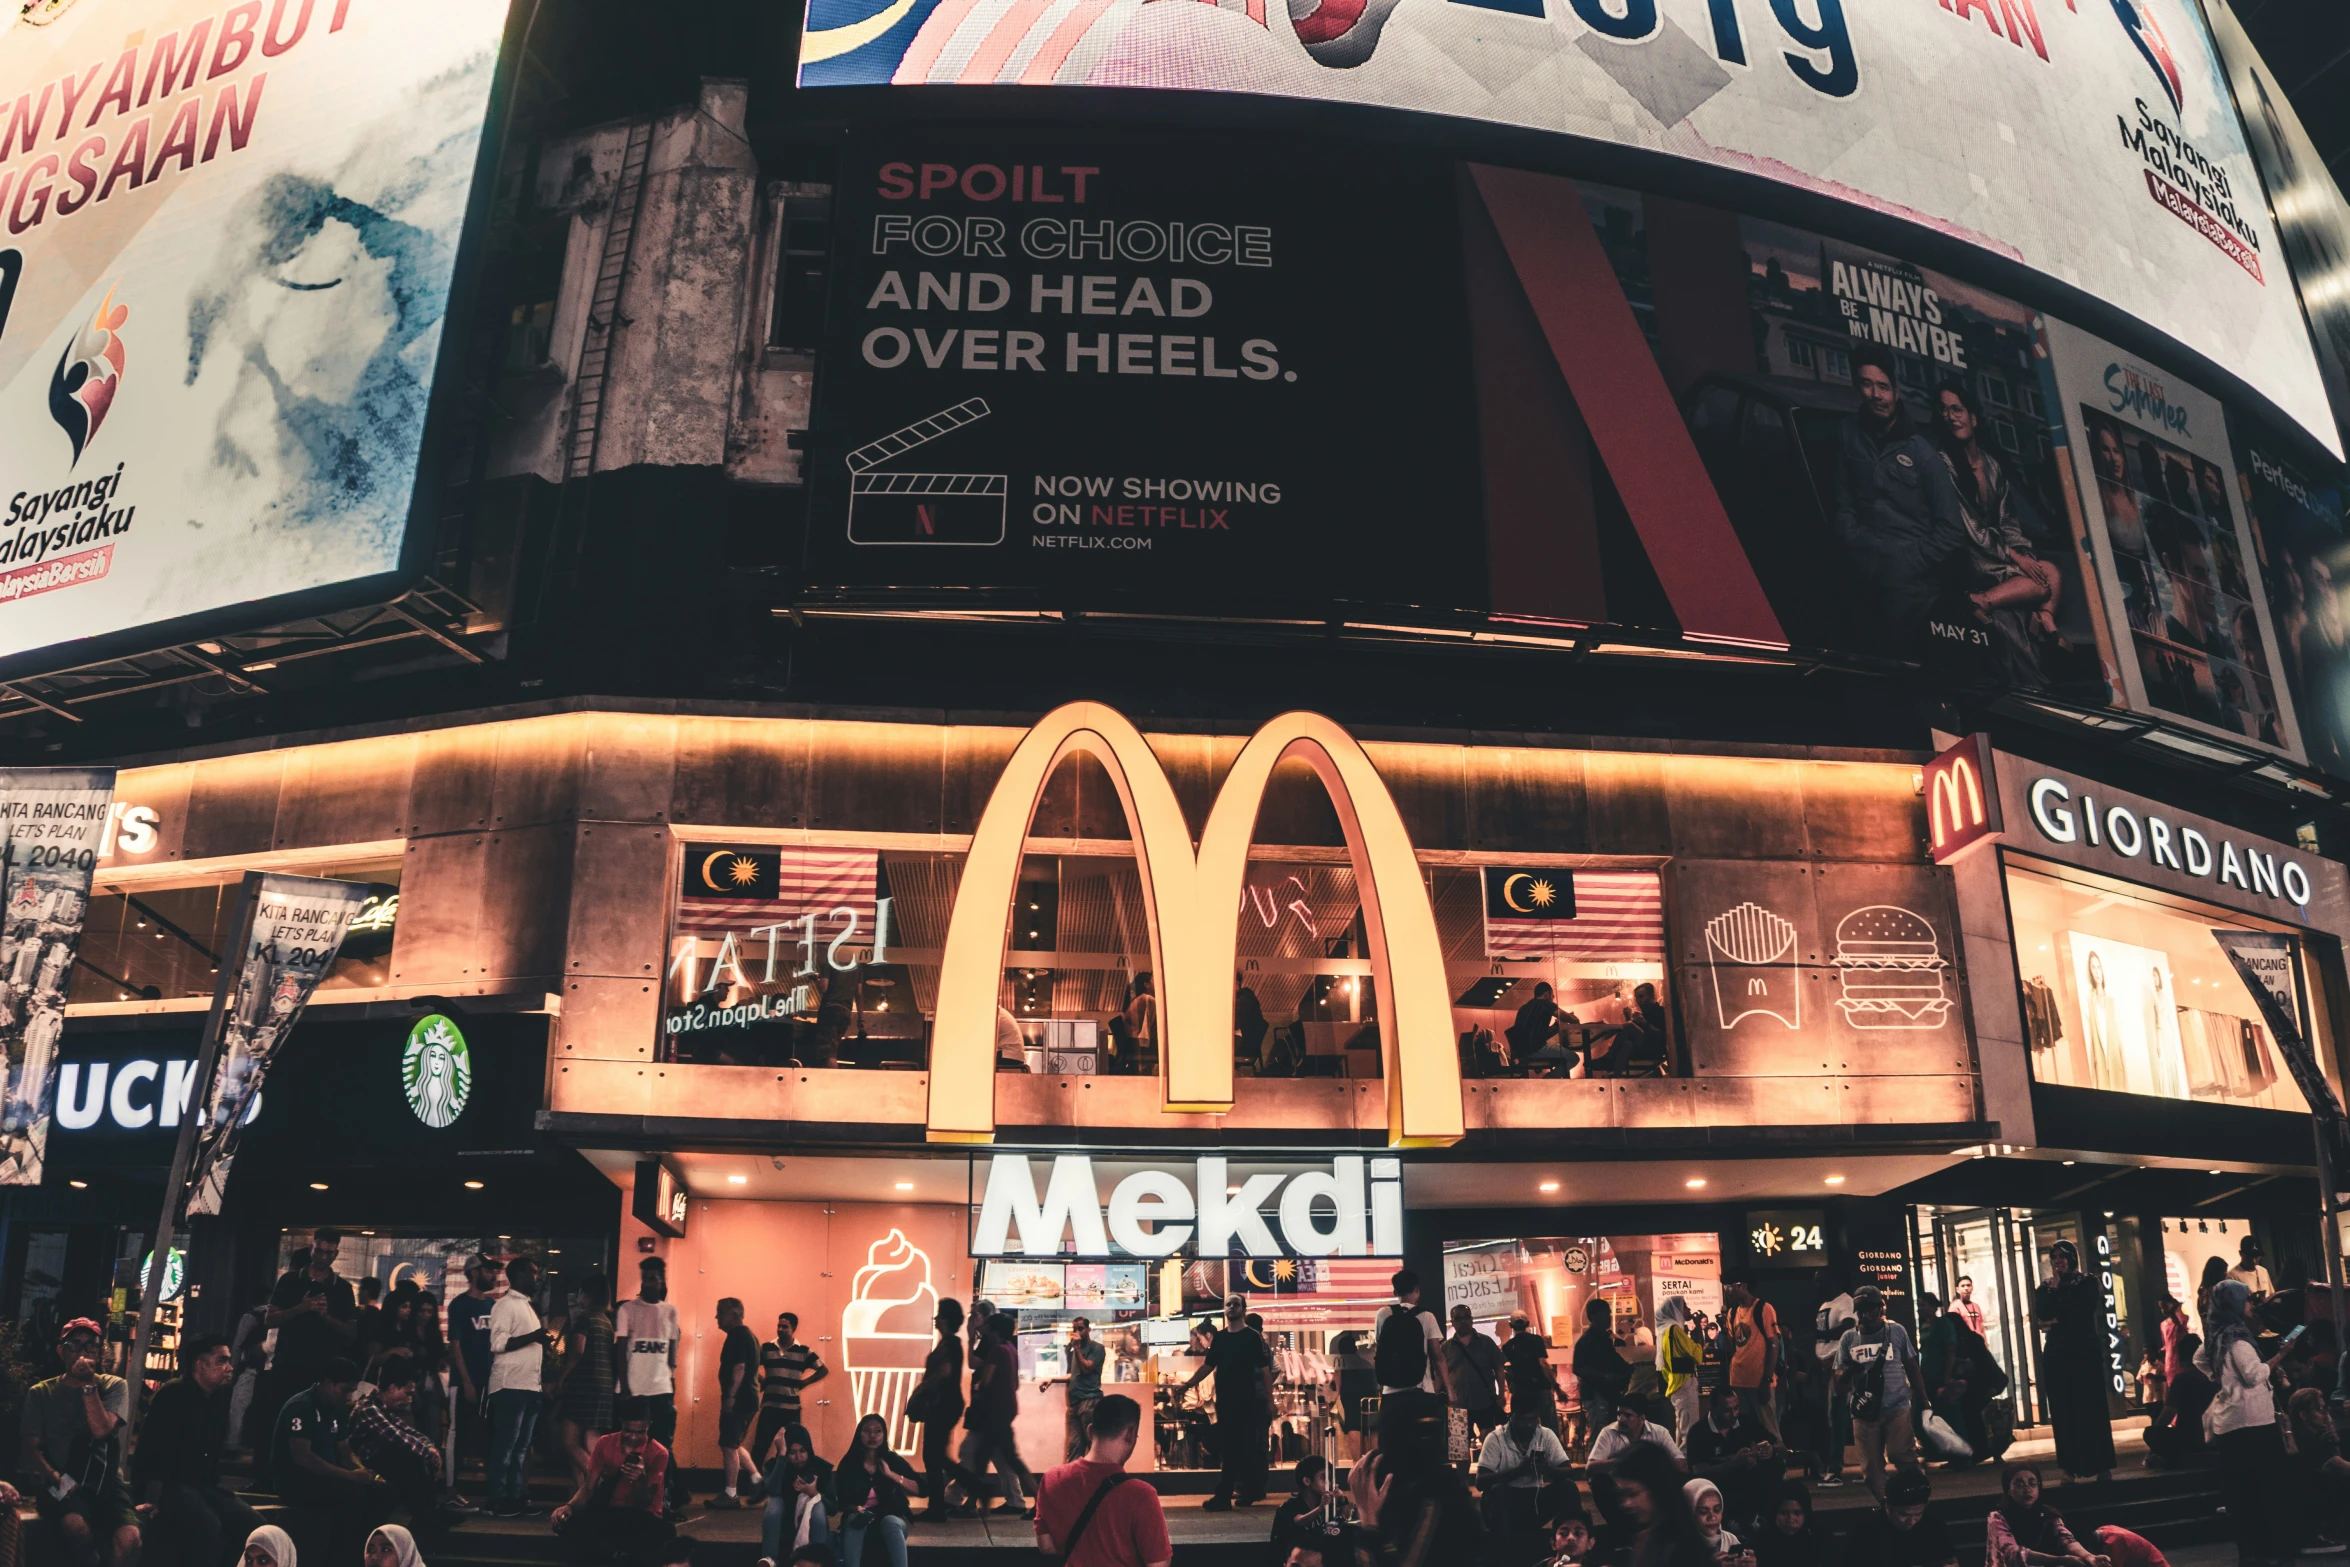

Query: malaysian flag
[[1483, 869, 1664, 962], [677, 844, 879, 938], [1298, 1258, 1404, 1299]]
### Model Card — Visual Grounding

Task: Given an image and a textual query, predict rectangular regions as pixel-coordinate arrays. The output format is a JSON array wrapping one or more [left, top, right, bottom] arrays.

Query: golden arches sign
[[927, 703, 1464, 1148]]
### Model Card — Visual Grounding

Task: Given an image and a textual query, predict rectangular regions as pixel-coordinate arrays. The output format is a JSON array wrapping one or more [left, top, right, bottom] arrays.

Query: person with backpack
[[1830, 1288, 1925, 1507], [1034, 1394, 1170, 1567], [1373, 1272, 1450, 1402]]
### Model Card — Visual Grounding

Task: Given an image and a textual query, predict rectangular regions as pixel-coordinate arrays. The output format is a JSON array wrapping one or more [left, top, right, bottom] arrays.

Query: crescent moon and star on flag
[[680, 845, 782, 900], [1483, 868, 1577, 921]]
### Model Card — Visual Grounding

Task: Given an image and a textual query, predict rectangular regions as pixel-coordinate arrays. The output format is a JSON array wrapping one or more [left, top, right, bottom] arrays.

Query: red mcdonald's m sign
[[1925, 734, 2003, 864]]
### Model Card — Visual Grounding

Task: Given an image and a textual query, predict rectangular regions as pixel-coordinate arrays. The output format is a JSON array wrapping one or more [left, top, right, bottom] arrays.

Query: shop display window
[[1441, 1233, 1720, 1436], [662, 839, 1676, 1078], [2003, 856, 2335, 1112], [71, 859, 401, 1005]]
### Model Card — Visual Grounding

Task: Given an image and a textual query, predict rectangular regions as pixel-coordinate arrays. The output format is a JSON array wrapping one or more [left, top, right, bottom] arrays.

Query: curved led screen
[[798, 0, 2339, 459], [0, 0, 509, 673]]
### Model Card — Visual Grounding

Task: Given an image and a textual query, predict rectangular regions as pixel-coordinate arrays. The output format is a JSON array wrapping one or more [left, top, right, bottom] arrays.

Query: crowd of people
[[8, 1235, 2341, 1567]]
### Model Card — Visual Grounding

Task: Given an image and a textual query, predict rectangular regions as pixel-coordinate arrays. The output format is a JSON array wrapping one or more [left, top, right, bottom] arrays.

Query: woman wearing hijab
[[2199, 1280, 2292, 1565], [2030, 1241, 2114, 1482], [242, 1524, 298, 1567], [1657, 1299, 1703, 1441], [363, 1524, 423, 1567], [1749, 1482, 1818, 1567], [1984, 1463, 2101, 1567], [1684, 1478, 1746, 1562]]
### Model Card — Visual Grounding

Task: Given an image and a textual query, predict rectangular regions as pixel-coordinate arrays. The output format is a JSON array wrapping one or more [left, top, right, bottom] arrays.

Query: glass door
[[1922, 1206, 2043, 1429]]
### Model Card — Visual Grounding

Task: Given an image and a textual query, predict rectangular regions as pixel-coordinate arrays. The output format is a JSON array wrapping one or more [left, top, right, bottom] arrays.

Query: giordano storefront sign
[[929, 703, 1462, 1148], [971, 1153, 1405, 1259], [2024, 777, 2315, 908]]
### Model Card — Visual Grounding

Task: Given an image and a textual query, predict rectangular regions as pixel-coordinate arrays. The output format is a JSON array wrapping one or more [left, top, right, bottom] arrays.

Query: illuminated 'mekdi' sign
[[929, 703, 1462, 1147]]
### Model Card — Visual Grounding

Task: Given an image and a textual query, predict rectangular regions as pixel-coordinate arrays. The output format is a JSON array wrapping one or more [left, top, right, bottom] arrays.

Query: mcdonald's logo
[[928, 703, 1464, 1148], [1925, 734, 2003, 865]]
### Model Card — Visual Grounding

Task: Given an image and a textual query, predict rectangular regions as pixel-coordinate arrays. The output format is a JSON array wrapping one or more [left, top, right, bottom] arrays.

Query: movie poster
[[0, 0, 510, 675], [184, 874, 369, 1216], [1578, 186, 2100, 697], [2044, 318, 2302, 755], [0, 767, 114, 1185]]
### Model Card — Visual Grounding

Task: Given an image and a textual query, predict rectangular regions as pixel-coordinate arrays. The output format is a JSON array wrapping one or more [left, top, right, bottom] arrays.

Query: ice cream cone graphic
[[842, 1228, 941, 1452]]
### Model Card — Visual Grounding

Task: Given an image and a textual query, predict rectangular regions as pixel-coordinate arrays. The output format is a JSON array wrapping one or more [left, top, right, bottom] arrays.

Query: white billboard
[[2043, 314, 2302, 758], [798, 0, 2339, 458], [0, 0, 509, 672]]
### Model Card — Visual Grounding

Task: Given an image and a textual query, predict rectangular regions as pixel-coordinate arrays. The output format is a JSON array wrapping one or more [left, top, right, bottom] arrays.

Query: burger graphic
[[1831, 906, 1952, 1031], [841, 1229, 940, 1451]]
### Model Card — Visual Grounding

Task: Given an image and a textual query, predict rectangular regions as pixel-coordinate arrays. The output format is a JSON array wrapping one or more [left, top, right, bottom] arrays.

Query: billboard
[[2236, 427, 2350, 778], [2043, 317, 2299, 756], [0, 0, 510, 675], [802, 138, 1480, 612], [2204, 0, 2350, 452], [797, 0, 2338, 459]]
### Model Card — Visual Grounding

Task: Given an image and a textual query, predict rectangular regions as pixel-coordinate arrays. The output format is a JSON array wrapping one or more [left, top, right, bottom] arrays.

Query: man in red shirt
[[551, 1400, 676, 1556], [1034, 1394, 1171, 1567]]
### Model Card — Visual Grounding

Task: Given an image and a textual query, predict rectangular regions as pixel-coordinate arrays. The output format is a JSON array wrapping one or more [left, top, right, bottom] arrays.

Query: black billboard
[[802, 136, 1483, 615]]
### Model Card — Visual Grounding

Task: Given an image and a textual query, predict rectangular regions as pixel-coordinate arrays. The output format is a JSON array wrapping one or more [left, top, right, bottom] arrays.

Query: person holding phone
[[22, 1318, 135, 1567], [264, 1232, 360, 1404], [552, 1399, 676, 1556]]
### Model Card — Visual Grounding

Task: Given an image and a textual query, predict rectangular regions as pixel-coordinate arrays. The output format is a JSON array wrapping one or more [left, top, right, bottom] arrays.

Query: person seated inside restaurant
[[1586, 984, 1671, 1077], [1683, 1385, 1781, 1530], [1505, 984, 1579, 1075]]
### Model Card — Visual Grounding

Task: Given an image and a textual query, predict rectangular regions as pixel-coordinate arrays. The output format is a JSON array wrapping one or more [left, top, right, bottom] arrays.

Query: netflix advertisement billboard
[[0, 0, 508, 676], [800, 136, 1484, 616]]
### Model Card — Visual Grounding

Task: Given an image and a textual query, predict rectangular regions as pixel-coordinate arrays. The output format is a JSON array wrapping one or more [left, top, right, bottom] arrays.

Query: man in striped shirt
[[755, 1313, 829, 1464]]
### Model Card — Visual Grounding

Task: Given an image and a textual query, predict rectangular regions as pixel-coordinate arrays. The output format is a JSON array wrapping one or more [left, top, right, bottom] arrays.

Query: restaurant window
[[2003, 856, 2335, 1111], [661, 843, 1673, 1079], [1442, 1234, 1722, 1422], [70, 861, 401, 1005]]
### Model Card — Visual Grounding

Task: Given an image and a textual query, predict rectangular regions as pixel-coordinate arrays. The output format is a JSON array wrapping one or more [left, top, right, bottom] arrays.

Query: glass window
[[72, 862, 400, 1004], [662, 844, 1677, 1078], [2003, 856, 2333, 1111]]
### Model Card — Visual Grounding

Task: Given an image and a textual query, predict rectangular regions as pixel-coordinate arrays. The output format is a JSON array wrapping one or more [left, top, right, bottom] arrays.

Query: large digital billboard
[[798, 0, 2338, 460], [0, 0, 509, 674]]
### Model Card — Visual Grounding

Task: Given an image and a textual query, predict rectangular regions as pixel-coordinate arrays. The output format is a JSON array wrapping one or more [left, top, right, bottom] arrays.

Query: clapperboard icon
[[845, 399, 1008, 546]]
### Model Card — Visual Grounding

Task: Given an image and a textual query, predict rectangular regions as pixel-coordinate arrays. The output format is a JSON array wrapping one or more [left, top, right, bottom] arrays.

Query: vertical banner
[[183, 875, 370, 1216], [2210, 928, 2345, 1120], [0, 768, 116, 1185]]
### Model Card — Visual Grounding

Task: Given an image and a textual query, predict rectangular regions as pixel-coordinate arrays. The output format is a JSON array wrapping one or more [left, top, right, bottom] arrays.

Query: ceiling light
[[2209, 1169, 2222, 1176], [68, 1180, 86, 1190], [727, 1174, 748, 1185], [309, 1182, 329, 1191], [2062, 1160, 2076, 1166], [464, 1180, 485, 1190], [1825, 1175, 1846, 1186], [1684, 1177, 1707, 1189], [894, 1181, 914, 1191], [1538, 1180, 1560, 1194]]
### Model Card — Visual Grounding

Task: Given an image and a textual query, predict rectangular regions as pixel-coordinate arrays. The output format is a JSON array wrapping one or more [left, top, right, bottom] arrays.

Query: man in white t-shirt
[[1370, 1269, 1448, 1400], [485, 1254, 549, 1517], [1586, 1403, 1686, 1529], [614, 1256, 684, 1516]]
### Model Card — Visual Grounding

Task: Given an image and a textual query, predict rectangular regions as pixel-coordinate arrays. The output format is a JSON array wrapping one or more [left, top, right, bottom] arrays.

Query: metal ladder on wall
[[566, 117, 653, 478]]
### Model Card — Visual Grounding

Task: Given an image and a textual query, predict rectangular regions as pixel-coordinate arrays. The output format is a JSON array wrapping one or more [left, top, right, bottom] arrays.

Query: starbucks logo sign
[[402, 1015, 472, 1129], [141, 1247, 184, 1303]]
